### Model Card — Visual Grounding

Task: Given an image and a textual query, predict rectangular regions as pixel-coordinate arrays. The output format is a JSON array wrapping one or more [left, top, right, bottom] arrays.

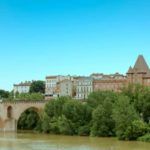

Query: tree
[[87, 91, 117, 108], [17, 108, 40, 130], [57, 115, 74, 135], [42, 97, 72, 134], [125, 120, 150, 140], [121, 84, 150, 123], [91, 97, 115, 137], [112, 95, 139, 140], [0, 89, 9, 99], [62, 100, 92, 135], [45, 96, 69, 118], [43, 97, 92, 135], [15, 93, 44, 101], [29, 81, 45, 93]]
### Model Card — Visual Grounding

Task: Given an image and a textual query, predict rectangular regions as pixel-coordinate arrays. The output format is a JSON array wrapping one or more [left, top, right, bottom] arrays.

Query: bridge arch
[[0, 101, 46, 132], [15, 105, 42, 121], [17, 106, 41, 130]]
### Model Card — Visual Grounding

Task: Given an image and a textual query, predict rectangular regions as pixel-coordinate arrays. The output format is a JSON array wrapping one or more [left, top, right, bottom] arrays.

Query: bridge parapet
[[0, 100, 48, 104]]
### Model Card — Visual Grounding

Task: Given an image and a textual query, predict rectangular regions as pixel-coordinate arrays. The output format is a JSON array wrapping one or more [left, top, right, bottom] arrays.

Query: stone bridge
[[0, 101, 47, 132]]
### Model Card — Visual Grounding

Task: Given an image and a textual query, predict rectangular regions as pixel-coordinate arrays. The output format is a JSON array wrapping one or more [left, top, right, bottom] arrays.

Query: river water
[[0, 132, 149, 150]]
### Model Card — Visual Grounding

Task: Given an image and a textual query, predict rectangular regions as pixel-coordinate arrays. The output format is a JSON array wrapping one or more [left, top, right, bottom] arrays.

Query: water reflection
[[0, 132, 149, 150]]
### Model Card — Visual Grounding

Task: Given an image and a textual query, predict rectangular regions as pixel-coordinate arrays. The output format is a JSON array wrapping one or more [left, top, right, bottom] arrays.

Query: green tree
[[45, 96, 69, 118], [0, 89, 9, 99], [15, 93, 44, 101], [91, 97, 115, 137], [121, 84, 150, 123], [38, 112, 51, 133], [57, 115, 74, 135], [41, 97, 72, 134], [112, 95, 139, 140], [125, 120, 150, 140], [62, 100, 92, 135], [17, 108, 40, 130], [87, 91, 117, 108], [29, 80, 45, 93]]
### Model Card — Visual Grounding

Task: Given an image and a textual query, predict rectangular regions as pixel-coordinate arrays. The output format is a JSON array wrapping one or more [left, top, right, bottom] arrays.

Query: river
[[0, 132, 149, 150]]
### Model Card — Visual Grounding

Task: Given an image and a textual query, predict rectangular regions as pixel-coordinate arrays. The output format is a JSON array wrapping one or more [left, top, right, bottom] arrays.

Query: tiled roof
[[133, 55, 149, 73], [14, 82, 31, 87], [46, 76, 57, 79]]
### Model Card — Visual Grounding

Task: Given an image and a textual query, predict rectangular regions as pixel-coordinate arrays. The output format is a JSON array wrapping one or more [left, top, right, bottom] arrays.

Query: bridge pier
[[0, 119, 17, 132], [4, 119, 17, 132]]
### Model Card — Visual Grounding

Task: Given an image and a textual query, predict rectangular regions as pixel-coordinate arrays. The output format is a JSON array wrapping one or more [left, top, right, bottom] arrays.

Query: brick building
[[127, 55, 150, 86], [93, 55, 150, 92]]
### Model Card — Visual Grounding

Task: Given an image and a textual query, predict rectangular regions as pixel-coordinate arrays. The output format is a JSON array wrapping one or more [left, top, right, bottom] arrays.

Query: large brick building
[[93, 55, 150, 92], [127, 55, 150, 86]]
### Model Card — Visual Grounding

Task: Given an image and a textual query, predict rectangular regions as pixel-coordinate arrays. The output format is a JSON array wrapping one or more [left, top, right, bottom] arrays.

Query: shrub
[[138, 134, 150, 142], [125, 120, 149, 140], [91, 98, 115, 137], [112, 95, 138, 140]]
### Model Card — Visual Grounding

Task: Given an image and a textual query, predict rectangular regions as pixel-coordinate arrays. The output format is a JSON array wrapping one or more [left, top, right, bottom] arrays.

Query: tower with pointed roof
[[127, 55, 150, 85]]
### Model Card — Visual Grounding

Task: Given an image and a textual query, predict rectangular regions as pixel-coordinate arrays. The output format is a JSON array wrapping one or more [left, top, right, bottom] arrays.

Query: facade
[[93, 79, 126, 92], [76, 77, 93, 99], [59, 79, 74, 97], [91, 73, 126, 80], [93, 73, 126, 92], [13, 81, 32, 94], [127, 55, 150, 86], [45, 76, 58, 97], [45, 75, 74, 98], [92, 55, 150, 92]]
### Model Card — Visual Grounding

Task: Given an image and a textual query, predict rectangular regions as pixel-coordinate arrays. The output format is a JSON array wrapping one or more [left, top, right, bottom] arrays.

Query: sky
[[0, 0, 150, 91]]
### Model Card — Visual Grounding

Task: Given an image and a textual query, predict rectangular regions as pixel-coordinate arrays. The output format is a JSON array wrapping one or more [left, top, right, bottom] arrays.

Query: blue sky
[[0, 0, 150, 90]]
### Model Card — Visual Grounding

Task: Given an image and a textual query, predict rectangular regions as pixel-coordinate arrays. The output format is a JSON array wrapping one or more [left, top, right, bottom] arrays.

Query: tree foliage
[[17, 85, 150, 142], [112, 95, 139, 140], [91, 98, 115, 137], [29, 80, 45, 93], [0, 89, 9, 99], [15, 93, 44, 101], [17, 108, 40, 130], [125, 120, 150, 140], [122, 84, 150, 123]]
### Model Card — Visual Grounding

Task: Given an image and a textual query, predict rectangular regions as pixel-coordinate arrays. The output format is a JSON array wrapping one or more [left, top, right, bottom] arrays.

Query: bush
[[125, 120, 149, 140], [15, 93, 44, 101], [112, 95, 139, 140], [78, 125, 90, 136], [17, 108, 40, 130], [138, 134, 150, 142], [62, 100, 92, 135], [58, 115, 74, 135], [91, 98, 115, 137]]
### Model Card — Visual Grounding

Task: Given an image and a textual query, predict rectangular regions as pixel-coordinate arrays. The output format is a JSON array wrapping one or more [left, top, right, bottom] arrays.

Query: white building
[[45, 75, 74, 98], [76, 77, 93, 100], [13, 81, 32, 94], [59, 79, 74, 97]]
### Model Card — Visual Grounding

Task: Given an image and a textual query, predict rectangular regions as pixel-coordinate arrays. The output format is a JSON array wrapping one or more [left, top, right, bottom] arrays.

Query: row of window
[[77, 86, 93, 93], [77, 82, 92, 86], [46, 80, 57, 83], [77, 94, 89, 99]]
